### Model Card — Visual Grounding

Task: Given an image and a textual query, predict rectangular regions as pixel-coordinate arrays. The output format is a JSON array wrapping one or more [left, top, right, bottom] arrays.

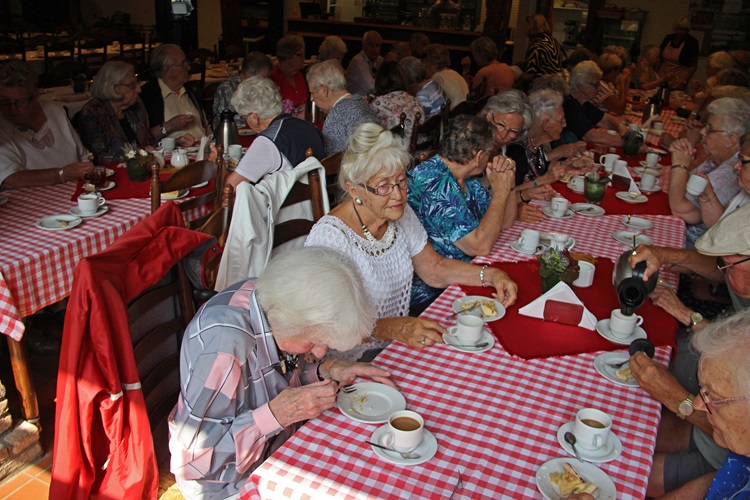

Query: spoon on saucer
[[365, 441, 421, 459], [452, 342, 490, 349], [564, 432, 584, 463]]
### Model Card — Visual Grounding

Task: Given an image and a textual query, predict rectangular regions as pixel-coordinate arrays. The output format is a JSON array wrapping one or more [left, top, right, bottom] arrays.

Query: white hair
[[307, 59, 347, 91], [482, 89, 533, 138], [707, 97, 750, 137], [230, 76, 282, 118], [569, 60, 603, 93], [529, 88, 563, 121], [338, 122, 411, 192], [692, 309, 750, 397]]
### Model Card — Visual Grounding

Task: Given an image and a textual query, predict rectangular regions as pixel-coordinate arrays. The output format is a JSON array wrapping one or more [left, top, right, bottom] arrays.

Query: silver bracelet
[[480, 265, 489, 287]]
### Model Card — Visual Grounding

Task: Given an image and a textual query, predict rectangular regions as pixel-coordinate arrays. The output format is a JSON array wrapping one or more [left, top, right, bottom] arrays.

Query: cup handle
[[593, 434, 605, 448], [98, 197, 106, 206], [382, 431, 395, 448], [635, 315, 644, 326]]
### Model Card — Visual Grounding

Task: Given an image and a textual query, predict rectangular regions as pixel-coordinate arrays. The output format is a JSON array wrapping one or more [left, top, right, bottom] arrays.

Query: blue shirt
[[706, 452, 750, 500], [416, 80, 447, 118], [407, 155, 491, 306]]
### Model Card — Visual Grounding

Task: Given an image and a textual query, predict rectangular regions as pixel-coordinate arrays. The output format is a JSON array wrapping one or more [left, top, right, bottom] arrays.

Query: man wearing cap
[[624, 202, 750, 498]]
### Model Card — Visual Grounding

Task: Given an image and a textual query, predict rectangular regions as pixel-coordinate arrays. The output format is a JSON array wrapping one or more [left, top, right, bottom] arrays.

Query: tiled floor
[[0, 451, 52, 499]]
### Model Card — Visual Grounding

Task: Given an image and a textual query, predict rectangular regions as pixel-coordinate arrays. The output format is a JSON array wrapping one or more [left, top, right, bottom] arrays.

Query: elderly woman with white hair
[[668, 97, 750, 246], [169, 246, 395, 499], [306, 122, 518, 361], [78, 60, 153, 164], [307, 59, 377, 155], [226, 76, 324, 186], [318, 35, 347, 64]]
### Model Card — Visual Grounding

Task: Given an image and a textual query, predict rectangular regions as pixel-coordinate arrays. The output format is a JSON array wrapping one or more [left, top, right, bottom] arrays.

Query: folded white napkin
[[612, 160, 641, 194], [518, 281, 598, 330], [196, 136, 209, 161]]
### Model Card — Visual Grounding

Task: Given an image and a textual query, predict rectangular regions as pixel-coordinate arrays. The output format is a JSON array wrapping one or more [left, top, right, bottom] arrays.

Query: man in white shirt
[[345, 31, 383, 96], [421, 43, 468, 111]]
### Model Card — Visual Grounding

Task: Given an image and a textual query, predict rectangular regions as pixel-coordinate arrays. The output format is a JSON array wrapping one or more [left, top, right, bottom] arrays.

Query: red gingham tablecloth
[[248, 216, 686, 499], [0, 183, 207, 340]]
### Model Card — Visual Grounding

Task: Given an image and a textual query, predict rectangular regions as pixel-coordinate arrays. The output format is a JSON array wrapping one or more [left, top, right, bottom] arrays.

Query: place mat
[[555, 181, 671, 216], [458, 260, 677, 360], [71, 165, 215, 201]]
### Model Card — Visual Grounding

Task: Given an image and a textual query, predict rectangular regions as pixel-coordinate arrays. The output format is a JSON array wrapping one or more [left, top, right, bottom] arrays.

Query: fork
[[449, 469, 463, 500], [339, 384, 356, 394], [606, 360, 629, 369], [445, 301, 479, 320]]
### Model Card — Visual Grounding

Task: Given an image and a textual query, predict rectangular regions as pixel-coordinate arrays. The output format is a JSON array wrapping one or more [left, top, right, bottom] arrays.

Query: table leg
[[6, 337, 40, 425]]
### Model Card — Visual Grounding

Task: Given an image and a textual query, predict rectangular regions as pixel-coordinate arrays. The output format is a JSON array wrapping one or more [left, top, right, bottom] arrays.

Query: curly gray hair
[[569, 61, 603, 94], [150, 43, 184, 78], [439, 115, 495, 165], [482, 89, 533, 138], [307, 59, 347, 92], [707, 97, 750, 137], [338, 122, 411, 192], [90, 61, 135, 101], [529, 89, 563, 121], [230, 76, 282, 118], [319, 36, 347, 62], [276, 35, 305, 61], [399, 56, 425, 85]]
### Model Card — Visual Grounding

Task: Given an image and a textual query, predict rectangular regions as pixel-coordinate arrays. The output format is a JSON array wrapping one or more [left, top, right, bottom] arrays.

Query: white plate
[[537, 458, 617, 500], [191, 181, 209, 188], [542, 206, 574, 219], [98, 181, 116, 191], [35, 214, 82, 230], [556, 421, 623, 462], [105, 168, 115, 177], [637, 182, 661, 193], [569, 184, 584, 194], [336, 382, 406, 424], [160, 189, 190, 200], [570, 203, 605, 216], [510, 240, 540, 255], [613, 231, 653, 246], [596, 319, 647, 345], [594, 352, 639, 388], [70, 205, 109, 218], [443, 328, 494, 353], [541, 232, 576, 251], [452, 296, 506, 322], [620, 216, 653, 230], [636, 163, 662, 174], [615, 191, 648, 204], [0, 195, 7, 206], [370, 425, 438, 466]]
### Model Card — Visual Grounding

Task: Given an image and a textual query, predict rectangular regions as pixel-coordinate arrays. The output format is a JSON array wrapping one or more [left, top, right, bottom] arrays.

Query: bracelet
[[58, 168, 65, 184], [519, 192, 529, 203], [316, 361, 325, 381], [671, 164, 688, 172], [480, 264, 489, 287]]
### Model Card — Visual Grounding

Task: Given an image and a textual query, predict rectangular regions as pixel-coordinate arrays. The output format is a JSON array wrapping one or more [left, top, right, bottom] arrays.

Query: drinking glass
[[584, 175, 607, 204]]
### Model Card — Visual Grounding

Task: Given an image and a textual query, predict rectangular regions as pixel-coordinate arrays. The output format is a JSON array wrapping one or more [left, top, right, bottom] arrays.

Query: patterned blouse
[[370, 90, 424, 142], [78, 98, 152, 165], [523, 34, 565, 76]]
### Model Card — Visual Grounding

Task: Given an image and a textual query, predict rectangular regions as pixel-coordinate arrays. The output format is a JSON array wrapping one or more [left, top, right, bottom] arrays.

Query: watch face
[[679, 400, 694, 416]]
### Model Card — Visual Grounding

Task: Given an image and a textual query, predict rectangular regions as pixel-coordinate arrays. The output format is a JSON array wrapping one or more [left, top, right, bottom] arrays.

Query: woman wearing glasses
[[0, 61, 91, 189], [78, 61, 153, 165], [305, 122, 517, 362]]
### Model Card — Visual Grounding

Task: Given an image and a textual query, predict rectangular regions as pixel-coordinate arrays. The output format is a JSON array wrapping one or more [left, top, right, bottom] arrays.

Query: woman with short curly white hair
[[226, 76, 324, 185], [318, 36, 347, 64], [306, 122, 518, 361]]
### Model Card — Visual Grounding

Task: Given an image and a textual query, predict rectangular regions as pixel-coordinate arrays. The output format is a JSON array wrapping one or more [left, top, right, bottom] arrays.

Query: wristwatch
[[689, 311, 704, 329], [160, 124, 168, 136], [677, 395, 695, 419]]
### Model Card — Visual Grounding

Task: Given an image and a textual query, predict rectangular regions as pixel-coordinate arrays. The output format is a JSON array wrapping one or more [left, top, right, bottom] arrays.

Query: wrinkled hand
[[326, 360, 396, 389], [629, 351, 684, 404], [166, 113, 194, 133], [549, 161, 567, 180], [650, 285, 691, 325], [669, 138, 696, 167], [487, 267, 518, 307], [628, 244, 666, 281], [486, 155, 515, 194], [269, 380, 338, 428], [517, 202, 545, 222], [177, 133, 196, 147], [526, 185, 555, 201], [385, 316, 445, 348], [64, 162, 94, 182]]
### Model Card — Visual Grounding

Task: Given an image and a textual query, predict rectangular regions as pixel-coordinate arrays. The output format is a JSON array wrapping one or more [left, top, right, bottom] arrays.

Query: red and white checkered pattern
[[249, 216, 687, 499]]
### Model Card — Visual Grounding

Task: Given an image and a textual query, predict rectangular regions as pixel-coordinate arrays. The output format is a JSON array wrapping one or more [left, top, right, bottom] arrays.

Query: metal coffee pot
[[215, 109, 240, 152], [613, 250, 659, 315]]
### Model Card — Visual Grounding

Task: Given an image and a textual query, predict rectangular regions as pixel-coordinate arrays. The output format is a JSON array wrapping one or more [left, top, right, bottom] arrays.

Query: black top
[[506, 140, 549, 186], [561, 94, 605, 142], [659, 34, 700, 68], [259, 114, 325, 168]]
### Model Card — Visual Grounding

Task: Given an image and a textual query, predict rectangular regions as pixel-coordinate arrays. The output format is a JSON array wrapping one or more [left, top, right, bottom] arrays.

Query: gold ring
[[632, 250, 638, 256], [420, 336, 426, 345]]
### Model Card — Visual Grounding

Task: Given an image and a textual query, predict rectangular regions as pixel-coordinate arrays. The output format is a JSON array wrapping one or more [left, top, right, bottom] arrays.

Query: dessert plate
[[613, 231, 653, 246], [570, 203, 605, 216], [594, 352, 639, 388], [70, 205, 109, 218], [36, 214, 82, 230], [452, 296, 506, 322], [536, 458, 616, 500], [616, 191, 648, 204], [336, 382, 406, 424]]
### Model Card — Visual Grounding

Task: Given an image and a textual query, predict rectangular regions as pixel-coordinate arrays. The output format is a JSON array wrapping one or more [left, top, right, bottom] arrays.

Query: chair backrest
[[390, 111, 407, 137], [272, 158, 325, 248], [150, 160, 223, 229], [187, 61, 206, 94], [201, 81, 221, 119], [195, 183, 235, 294], [450, 99, 471, 117], [320, 150, 343, 209]]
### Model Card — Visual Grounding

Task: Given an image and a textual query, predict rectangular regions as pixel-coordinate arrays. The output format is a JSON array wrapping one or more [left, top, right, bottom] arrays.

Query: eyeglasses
[[703, 126, 730, 135], [716, 256, 750, 273], [358, 178, 408, 196], [587, 80, 601, 87], [740, 157, 750, 166], [490, 115, 521, 138], [115, 81, 138, 90], [0, 97, 33, 109], [698, 384, 749, 414]]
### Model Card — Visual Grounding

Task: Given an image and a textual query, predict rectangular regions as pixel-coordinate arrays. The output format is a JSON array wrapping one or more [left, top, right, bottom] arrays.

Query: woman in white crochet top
[[305, 122, 518, 362]]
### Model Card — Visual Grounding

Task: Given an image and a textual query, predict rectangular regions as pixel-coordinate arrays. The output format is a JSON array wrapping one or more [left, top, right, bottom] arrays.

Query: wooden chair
[[150, 160, 224, 229], [412, 105, 449, 154], [190, 48, 216, 64], [119, 33, 147, 71], [192, 183, 234, 300], [75, 34, 107, 76], [201, 81, 221, 120], [0, 35, 24, 61], [42, 35, 75, 76], [390, 112, 407, 138], [320, 150, 343, 208]]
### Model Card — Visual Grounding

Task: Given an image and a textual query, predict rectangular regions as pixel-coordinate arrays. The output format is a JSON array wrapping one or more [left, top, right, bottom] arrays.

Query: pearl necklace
[[352, 201, 395, 250]]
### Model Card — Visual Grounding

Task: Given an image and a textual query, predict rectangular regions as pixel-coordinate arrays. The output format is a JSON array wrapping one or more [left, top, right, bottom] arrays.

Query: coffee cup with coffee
[[573, 408, 612, 451], [518, 229, 540, 252], [158, 137, 176, 153], [686, 175, 708, 196], [228, 144, 243, 161], [382, 410, 424, 452], [609, 309, 644, 338], [550, 197, 569, 217], [449, 315, 484, 344], [78, 193, 105, 215]]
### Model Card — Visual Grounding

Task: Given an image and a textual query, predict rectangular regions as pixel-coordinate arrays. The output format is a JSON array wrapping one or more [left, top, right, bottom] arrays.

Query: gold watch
[[689, 311, 704, 329], [677, 396, 695, 419]]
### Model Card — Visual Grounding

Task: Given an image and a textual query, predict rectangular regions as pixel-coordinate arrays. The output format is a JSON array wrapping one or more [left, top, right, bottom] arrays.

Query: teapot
[[612, 250, 658, 315], [170, 148, 189, 168], [215, 109, 240, 152]]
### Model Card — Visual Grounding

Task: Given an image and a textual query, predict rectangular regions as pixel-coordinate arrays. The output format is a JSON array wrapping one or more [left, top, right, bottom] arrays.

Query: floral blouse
[[370, 91, 424, 142]]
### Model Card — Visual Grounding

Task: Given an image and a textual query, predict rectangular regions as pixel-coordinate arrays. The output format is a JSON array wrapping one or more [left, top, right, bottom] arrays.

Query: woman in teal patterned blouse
[[407, 114, 517, 313]]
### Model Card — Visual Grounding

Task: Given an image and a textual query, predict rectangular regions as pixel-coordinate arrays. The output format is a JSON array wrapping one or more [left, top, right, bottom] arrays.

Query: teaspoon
[[365, 440, 421, 459], [564, 432, 584, 463], [453, 342, 490, 349]]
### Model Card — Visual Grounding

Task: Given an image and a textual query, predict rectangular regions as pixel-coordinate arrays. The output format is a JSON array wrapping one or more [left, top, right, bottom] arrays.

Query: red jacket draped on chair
[[50, 202, 210, 499]]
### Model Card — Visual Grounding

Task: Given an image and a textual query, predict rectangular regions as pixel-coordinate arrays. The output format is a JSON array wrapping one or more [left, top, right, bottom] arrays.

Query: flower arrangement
[[121, 143, 154, 182], [538, 247, 579, 293]]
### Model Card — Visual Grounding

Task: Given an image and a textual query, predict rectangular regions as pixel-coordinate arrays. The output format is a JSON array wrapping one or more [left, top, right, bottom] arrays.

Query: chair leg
[[7, 337, 40, 425]]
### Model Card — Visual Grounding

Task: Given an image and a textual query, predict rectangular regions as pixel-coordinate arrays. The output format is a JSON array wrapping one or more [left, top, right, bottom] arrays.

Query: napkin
[[612, 160, 641, 194], [196, 136, 209, 161], [518, 281, 598, 330]]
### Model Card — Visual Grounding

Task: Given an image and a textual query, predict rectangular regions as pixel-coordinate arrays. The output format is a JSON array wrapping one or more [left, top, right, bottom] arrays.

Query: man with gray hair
[[140, 43, 207, 146], [307, 59, 377, 154], [212, 51, 273, 129], [346, 31, 383, 96], [399, 56, 446, 118], [226, 77, 323, 186]]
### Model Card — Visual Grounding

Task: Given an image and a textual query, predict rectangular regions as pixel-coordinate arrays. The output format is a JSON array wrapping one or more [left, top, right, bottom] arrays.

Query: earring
[[354, 197, 363, 205]]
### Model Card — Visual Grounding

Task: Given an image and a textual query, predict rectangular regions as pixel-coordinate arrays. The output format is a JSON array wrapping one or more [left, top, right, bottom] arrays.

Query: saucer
[[443, 329, 494, 353], [191, 181, 209, 188], [594, 352, 639, 388], [70, 205, 109, 218], [637, 182, 661, 193], [596, 319, 647, 345], [337, 382, 406, 424], [635, 164, 662, 175], [510, 240, 540, 255], [370, 425, 438, 466], [570, 203, 605, 216], [556, 421, 623, 462], [615, 191, 648, 204], [620, 216, 653, 230], [537, 458, 617, 500], [98, 181, 116, 191], [542, 206, 574, 219], [452, 296, 506, 322], [613, 230, 653, 246], [36, 214, 83, 231]]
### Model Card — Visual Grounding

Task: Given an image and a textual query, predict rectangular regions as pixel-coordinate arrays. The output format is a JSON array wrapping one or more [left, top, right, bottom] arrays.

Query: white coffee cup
[[549, 233, 570, 251], [640, 173, 656, 190], [77, 193, 105, 215], [451, 315, 484, 343], [572, 261, 595, 288], [609, 309, 644, 338], [228, 144, 243, 160], [573, 408, 612, 451], [646, 152, 659, 168], [158, 137, 176, 153], [569, 175, 585, 191], [600, 153, 620, 172], [382, 410, 424, 452], [686, 175, 708, 196], [613, 159, 628, 174], [550, 197, 569, 217], [653, 121, 664, 131], [518, 229, 540, 251]]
